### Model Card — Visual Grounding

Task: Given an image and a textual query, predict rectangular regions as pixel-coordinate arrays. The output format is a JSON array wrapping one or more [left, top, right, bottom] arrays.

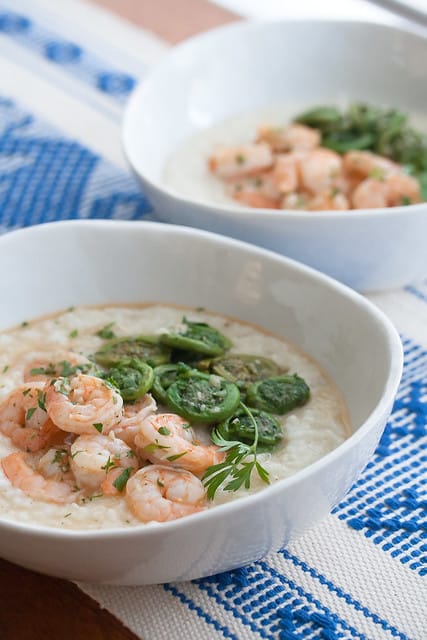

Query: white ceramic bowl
[[123, 19, 427, 292], [0, 220, 402, 585]]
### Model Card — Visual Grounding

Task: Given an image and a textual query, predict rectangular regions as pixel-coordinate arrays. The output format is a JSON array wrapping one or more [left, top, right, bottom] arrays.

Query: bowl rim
[[122, 17, 427, 221], [0, 219, 404, 538]]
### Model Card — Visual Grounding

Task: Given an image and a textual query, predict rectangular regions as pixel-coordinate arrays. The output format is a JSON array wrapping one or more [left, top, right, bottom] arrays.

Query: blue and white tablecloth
[[0, 1, 425, 638]]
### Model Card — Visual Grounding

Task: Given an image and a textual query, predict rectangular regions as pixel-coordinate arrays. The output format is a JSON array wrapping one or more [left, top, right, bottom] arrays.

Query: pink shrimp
[[45, 374, 123, 435], [0, 382, 61, 452], [112, 394, 157, 447], [299, 148, 344, 194], [227, 172, 281, 209], [308, 189, 350, 211], [1, 452, 80, 503], [70, 432, 138, 495], [385, 173, 421, 206], [135, 413, 223, 475], [256, 123, 320, 152], [343, 150, 399, 179], [208, 143, 273, 180], [126, 464, 206, 523]]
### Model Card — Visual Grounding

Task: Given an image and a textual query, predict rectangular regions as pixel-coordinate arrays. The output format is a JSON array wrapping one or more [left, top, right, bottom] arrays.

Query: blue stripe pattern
[[0, 97, 151, 232], [0, 7, 136, 103], [333, 336, 427, 576]]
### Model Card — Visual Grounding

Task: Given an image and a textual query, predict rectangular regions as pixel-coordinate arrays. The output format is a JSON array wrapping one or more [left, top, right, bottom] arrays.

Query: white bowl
[[0, 220, 402, 585], [123, 19, 427, 292]]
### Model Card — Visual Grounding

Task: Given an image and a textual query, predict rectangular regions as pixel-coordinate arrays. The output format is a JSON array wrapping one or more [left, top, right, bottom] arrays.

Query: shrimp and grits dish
[[165, 103, 426, 212], [0, 304, 349, 530]]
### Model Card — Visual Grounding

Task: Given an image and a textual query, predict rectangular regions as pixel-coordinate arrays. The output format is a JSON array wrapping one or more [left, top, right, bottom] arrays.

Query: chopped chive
[[166, 451, 187, 462]]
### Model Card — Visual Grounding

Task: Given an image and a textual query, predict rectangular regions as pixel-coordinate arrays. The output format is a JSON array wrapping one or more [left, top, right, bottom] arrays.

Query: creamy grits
[[0, 304, 349, 530]]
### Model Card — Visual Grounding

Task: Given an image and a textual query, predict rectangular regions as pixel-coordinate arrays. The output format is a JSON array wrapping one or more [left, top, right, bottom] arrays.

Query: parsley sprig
[[202, 402, 270, 500]]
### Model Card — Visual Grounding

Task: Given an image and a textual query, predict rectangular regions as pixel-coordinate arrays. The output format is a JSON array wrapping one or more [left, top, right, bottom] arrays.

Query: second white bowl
[[123, 19, 427, 291]]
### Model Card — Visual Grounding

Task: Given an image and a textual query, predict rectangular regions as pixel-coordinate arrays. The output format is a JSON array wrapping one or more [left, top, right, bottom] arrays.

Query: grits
[[0, 304, 349, 529]]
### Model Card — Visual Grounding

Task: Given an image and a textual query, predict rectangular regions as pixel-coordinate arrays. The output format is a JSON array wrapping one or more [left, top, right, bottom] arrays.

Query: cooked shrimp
[[343, 150, 399, 179], [0, 382, 61, 452], [352, 172, 421, 209], [308, 189, 350, 211], [24, 351, 91, 382], [1, 452, 80, 503], [70, 433, 137, 494], [351, 178, 389, 209], [208, 143, 273, 180], [300, 148, 344, 194], [37, 447, 72, 482], [281, 192, 310, 210], [126, 464, 206, 522], [385, 172, 421, 206], [112, 394, 157, 447], [271, 152, 306, 194], [45, 374, 123, 435], [135, 413, 223, 475], [257, 123, 320, 152], [227, 172, 281, 209]]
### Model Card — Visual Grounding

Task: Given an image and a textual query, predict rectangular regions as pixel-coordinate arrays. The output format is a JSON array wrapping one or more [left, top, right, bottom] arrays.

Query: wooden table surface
[[0, 1, 237, 638]]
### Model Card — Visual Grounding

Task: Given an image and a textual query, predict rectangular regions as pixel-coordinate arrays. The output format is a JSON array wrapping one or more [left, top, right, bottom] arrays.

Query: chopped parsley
[[37, 390, 46, 411], [69, 329, 78, 339], [53, 449, 70, 472], [158, 426, 171, 436], [101, 456, 117, 473], [53, 449, 67, 464], [93, 423, 103, 433], [25, 407, 36, 421], [113, 467, 133, 492], [96, 323, 116, 340], [2, 365, 9, 373]]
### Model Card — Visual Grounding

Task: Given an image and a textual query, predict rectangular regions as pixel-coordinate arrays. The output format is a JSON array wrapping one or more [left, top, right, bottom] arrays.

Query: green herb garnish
[[93, 423, 103, 433], [202, 402, 270, 500], [113, 467, 133, 492], [166, 451, 187, 462], [25, 407, 36, 421], [101, 456, 117, 473], [37, 390, 46, 411], [96, 323, 116, 340]]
